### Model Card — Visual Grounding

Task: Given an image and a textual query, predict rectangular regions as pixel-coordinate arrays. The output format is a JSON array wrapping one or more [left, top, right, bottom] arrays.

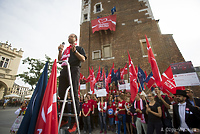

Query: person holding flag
[[154, 87, 173, 134], [58, 33, 87, 130]]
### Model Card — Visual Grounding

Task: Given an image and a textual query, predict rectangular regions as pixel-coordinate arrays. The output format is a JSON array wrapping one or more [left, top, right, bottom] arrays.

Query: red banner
[[91, 15, 116, 33], [161, 66, 176, 94]]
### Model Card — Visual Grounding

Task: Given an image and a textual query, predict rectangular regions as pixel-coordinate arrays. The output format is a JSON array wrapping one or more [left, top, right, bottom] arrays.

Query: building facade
[[79, 0, 185, 91], [0, 42, 23, 100]]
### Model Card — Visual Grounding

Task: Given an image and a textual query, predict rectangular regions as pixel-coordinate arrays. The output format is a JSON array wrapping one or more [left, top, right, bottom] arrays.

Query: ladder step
[[58, 113, 76, 117], [58, 100, 72, 102]]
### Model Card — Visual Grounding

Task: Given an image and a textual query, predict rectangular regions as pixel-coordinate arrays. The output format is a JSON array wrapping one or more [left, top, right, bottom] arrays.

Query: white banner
[[80, 84, 86, 90], [173, 72, 200, 87], [96, 89, 107, 97], [118, 83, 130, 91]]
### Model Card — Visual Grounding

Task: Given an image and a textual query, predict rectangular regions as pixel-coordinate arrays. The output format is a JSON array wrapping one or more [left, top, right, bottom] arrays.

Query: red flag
[[34, 60, 58, 134], [89, 67, 96, 94], [96, 66, 101, 82], [78, 80, 80, 98], [127, 51, 138, 102], [85, 75, 90, 83], [135, 66, 138, 74], [91, 15, 116, 33], [106, 63, 114, 84], [176, 86, 185, 90], [161, 66, 176, 94], [80, 73, 86, 81], [120, 63, 127, 79], [146, 76, 156, 89], [102, 68, 109, 94], [145, 35, 162, 87], [105, 63, 114, 94]]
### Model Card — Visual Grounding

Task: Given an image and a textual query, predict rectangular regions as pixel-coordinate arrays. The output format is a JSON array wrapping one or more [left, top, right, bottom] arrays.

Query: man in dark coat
[[185, 89, 200, 108], [173, 90, 200, 134]]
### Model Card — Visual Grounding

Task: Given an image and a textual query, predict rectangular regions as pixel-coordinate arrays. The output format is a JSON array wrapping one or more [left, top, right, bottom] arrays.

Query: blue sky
[[0, 0, 199, 87]]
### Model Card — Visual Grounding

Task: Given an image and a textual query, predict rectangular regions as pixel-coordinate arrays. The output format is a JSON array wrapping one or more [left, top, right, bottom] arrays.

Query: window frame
[[92, 50, 101, 60], [139, 38, 157, 57], [102, 44, 112, 58], [93, 2, 104, 14], [0, 56, 10, 68]]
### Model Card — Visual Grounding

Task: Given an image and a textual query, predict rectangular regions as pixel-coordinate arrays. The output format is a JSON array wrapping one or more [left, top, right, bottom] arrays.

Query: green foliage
[[17, 55, 61, 89]]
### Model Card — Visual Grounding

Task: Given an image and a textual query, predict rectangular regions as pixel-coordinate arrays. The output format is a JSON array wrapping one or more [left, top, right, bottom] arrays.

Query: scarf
[[134, 98, 146, 123], [61, 43, 77, 66]]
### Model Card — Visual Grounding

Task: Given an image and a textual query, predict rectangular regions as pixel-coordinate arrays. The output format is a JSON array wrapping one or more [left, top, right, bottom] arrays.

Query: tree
[[17, 55, 61, 89]]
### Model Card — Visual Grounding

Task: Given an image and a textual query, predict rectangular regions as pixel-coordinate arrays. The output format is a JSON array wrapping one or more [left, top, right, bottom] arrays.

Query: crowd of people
[[73, 85, 200, 134], [57, 33, 200, 134]]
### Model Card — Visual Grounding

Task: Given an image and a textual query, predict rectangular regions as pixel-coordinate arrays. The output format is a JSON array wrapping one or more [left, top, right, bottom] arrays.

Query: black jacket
[[173, 102, 200, 129]]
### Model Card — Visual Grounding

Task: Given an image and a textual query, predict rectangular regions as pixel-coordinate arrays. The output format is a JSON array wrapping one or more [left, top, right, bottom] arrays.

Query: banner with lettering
[[91, 15, 116, 33], [170, 61, 200, 86]]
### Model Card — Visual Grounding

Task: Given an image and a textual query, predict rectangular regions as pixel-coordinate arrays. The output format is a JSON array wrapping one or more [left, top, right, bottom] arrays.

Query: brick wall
[[79, 0, 185, 92]]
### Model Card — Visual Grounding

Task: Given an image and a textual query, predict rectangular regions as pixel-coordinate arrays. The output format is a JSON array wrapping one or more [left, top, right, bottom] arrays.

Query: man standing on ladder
[[58, 33, 87, 132]]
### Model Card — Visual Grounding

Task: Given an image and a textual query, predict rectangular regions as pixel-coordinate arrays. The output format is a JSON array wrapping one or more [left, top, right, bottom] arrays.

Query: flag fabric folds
[[145, 35, 162, 87], [17, 62, 48, 134], [145, 72, 156, 89], [120, 63, 127, 79], [34, 60, 58, 134], [105, 63, 114, 94], [89, 67, 96, 94], [91, 15, 117, 33], [161, 66, 177, 94], [96, 66, 101, 82], [127, 51, 138, 102]]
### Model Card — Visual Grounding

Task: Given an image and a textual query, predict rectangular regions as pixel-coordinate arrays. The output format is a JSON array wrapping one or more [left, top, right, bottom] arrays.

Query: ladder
[[58, 60, 80, 134]]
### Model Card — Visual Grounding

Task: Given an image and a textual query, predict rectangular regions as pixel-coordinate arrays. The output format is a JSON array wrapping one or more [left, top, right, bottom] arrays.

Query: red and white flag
[[80, 73, 87, 81], [120, 63, 127, 79], [145, 35, 162, 87], [146, 76, 156, 89], [89, 67, 96, 94], [128, 51, 138, 102], [34, 60, 58, 134], [105, 63, 114, 94], [161, 66, 177, 94], [96, 66, 101, 82]]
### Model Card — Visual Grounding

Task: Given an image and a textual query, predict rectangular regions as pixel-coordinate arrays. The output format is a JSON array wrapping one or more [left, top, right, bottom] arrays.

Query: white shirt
[[178, 102, 192, 133]]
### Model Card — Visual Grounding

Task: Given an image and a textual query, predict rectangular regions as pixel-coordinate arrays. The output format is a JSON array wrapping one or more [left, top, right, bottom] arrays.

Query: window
[[103, 45, 111, 58], [84, 14, 88, 20], [93, 2, 103, 14], [0, 57, 10, 68], [92, 50, 101, 60], [96, 4, 101, 12], [139, 38, 156, 57]]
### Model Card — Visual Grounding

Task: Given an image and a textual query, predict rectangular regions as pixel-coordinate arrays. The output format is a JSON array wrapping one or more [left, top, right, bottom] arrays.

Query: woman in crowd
[[91, 94, 99, 128], [125, 97, 133, 134], [98, 96, 107, 134], [10, 101, 27, 133], [146, 92, 162, 134], [107, 100, 115, 132], [117, 94, 126, 134], [82, 96, 92, 134]]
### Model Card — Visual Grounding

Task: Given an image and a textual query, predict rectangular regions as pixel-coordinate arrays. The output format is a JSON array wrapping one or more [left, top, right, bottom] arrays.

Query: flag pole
[[136, 76, 143, 92]]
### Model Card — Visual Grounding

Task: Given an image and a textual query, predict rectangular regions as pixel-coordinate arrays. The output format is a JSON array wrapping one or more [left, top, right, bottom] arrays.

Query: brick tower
[[79, 0, 184, 91]]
